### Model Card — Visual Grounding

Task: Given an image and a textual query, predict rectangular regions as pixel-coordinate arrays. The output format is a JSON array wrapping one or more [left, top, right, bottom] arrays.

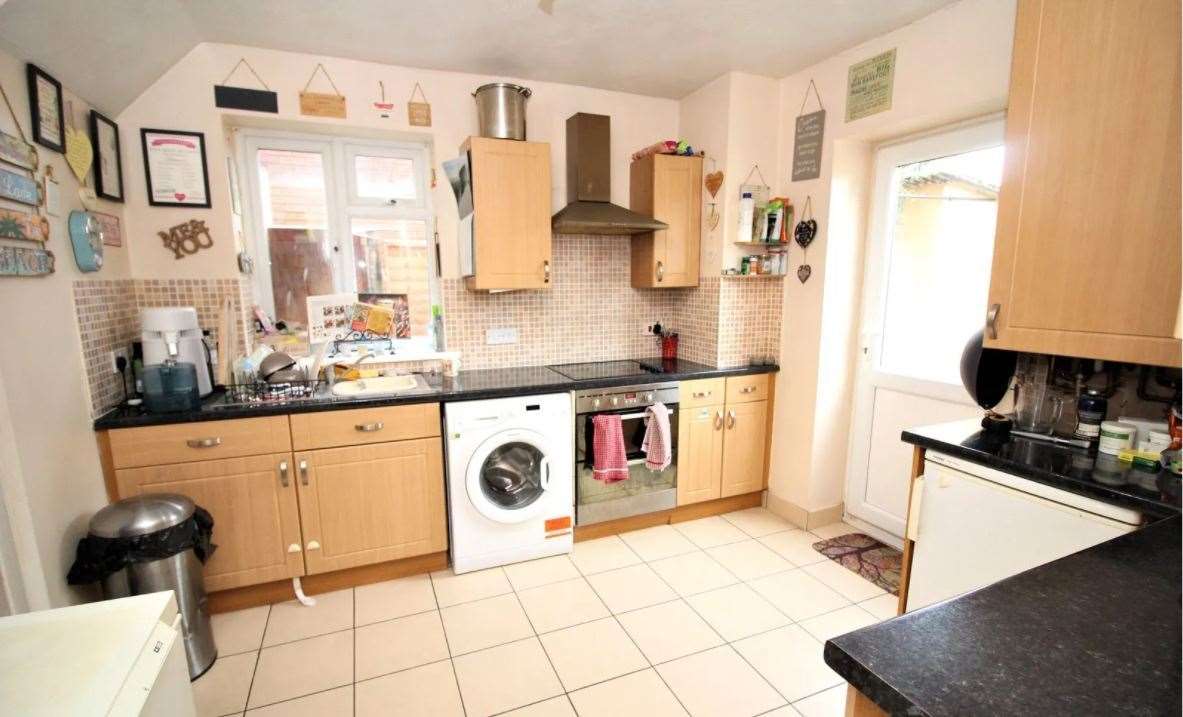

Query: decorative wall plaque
[[159, 218, 214, 259]]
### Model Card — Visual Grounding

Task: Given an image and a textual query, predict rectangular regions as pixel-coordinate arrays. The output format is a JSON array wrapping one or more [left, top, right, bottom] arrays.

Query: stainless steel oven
[[574, 382, 679, 525]]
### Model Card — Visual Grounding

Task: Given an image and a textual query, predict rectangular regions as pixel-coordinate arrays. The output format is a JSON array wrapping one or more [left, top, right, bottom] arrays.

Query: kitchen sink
[[331, 374, 426, 397]]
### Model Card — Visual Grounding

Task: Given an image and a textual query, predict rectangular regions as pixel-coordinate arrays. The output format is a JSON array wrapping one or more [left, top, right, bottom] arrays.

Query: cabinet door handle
[[986, 303, 1000, 340], [298, 459, 309, 486], [740, 386, 757, 394], [306, 540, 320, 551], [287, 543, 302, 554], [543, 259, 551, 283], [714, 410, 724, 430], [727, 410, 736, 429], [278, 460, 290, 487], [355, 421, 384, 433], [656, 261, 665, 282], [186, 437, 222, 449]]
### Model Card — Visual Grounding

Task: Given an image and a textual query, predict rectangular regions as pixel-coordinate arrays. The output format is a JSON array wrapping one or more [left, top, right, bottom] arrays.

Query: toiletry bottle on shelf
[[430, 304, 445, 352], [737, 192, 755, 243]]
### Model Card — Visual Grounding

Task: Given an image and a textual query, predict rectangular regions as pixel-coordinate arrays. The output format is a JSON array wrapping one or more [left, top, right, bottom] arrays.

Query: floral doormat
[[812, 533, 902, 596]]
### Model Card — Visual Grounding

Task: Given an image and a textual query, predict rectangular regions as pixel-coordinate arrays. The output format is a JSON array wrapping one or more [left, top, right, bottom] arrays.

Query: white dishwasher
[[905, 451, 1143, 612]]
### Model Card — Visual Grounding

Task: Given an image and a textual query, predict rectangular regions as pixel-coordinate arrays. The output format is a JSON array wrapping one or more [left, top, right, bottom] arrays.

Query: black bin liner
[[67, 507, 217, 585]]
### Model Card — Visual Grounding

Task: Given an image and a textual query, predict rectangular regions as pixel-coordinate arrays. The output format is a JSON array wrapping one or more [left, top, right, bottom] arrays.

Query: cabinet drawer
[[680, 378, 726, 409], [108, 416, 292, 469], [289, 403, 441, 450], [726, 374, 770, 404]]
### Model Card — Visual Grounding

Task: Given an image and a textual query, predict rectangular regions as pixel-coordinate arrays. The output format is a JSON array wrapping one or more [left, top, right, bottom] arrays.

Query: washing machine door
[[466, 429, 552, 524]]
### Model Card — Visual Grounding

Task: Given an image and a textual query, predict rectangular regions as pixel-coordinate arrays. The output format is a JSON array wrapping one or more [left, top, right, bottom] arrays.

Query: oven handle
[[611, 406, 673, 421]]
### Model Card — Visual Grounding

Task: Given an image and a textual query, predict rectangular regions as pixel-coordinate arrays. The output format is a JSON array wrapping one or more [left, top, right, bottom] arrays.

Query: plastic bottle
[[430, 304, 445, 352], [736, 192, 755, 244]]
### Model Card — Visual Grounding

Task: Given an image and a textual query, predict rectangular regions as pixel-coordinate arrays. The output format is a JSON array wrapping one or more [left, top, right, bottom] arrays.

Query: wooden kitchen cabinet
[[630, 154, 702, 288], [984, 0, 1181, 367], [720, 400, 768, 498], [294, 439, 447, 575], [676, 376, 772, 506], [464, 136, 553, 291], [677, 404, 725, 505], [114, 453, 304, 591]]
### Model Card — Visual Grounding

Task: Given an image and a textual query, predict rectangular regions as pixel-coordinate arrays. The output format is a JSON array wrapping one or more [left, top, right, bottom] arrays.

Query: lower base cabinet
[[675, 378, 771, 507], [721, 400, 768, 498], [677, 405, 725, 505]]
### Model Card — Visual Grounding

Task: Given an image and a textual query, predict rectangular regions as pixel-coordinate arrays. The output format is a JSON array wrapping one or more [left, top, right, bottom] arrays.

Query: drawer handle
[[306, 540, 321, 551], [355, 421, 385, 433], [714, 410, 724, 430], [299, 459, 309, 486], [727, 409, 736, 429], [740, 386, 757, 394], [278, 460, 290, 487], [692, 391, 711, 399], [186, 437, 222, 449]]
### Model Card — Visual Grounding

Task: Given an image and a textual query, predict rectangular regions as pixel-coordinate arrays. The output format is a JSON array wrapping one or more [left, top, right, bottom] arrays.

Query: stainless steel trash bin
[[89, 494, 217, 679]]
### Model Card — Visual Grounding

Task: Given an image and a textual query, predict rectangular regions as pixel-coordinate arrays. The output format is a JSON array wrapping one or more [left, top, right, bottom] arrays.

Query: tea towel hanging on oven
[[591, 414, 629, 484], [642, 403, 672, 472]]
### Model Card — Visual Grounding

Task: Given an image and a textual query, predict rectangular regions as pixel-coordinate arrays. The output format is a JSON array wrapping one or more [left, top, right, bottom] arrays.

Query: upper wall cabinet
[[630, 154, 702, 288], [463, 137, 552, 291], [984, 0, 1181, 367]]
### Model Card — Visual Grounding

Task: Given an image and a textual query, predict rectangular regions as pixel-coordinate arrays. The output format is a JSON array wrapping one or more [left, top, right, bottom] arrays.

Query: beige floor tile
[[585, 563, 677, 613], [248, 631, 353, 709], [859, 594, 899, 621], [748, 570, 850, 622], [501, 695, 577, 716], [618, 524, 698, 561], [672, 516, 749, 548], [808, 522, 859, 542], [568, 669, 689, 716], [685, 583, 791, 642], [211, 606, 269, 657], [706, 539, 793, 581], [430, 566, 512, 608], [261, 589, 353, 647], [355, 610, 449, 680], [616, 599, 723, 664], [355, 659, 464, 717], [354, 574, 437, 626], [193, 651, 256, 717], [733, 625, 843, 702], [453, 638, 563, 716], [798, 605, 877, 644], [657, 646, 785, 717], [649, 550, 738, 596], [246, 685, 352, 716], [539, 617, 648, 691], [517, 577, 610, 633], [504, 555, 581, 591], [758, 530, 829, 567], [802, 561, 887, 602], [761, 706, 804, 716], [792, 684, 847, 717], [569, 535, 641, 575], [721, 507, 795, 538], [440, 593, 534, 655]]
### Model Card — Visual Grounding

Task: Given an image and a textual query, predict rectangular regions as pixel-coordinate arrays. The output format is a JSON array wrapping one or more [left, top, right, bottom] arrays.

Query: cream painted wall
[[116, 42, 680, 281], [0, 44, 126, 608], [678, 73, 730, 275], [766, 0, 1016, 514]]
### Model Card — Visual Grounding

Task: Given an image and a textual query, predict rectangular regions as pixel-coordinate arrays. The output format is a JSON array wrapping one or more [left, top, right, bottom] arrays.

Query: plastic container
[[661, 334, 679, 360], [1074, 390, 1107, 440], [1140, 429, 1172, 453], [737, 192, 755, 243], [142, 362, 201, 413], [1098, 420, 1136, 455]]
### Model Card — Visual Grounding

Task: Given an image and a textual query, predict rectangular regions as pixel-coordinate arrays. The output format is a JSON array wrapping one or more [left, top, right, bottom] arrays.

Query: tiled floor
[[197, 509, 891, 716]]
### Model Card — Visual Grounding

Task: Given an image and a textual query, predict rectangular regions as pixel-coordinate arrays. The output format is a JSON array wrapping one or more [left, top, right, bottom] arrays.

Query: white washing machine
[[445, 393, 574, 574]]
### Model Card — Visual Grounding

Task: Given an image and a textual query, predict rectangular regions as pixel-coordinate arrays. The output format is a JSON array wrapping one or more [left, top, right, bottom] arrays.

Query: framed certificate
[[26, 64, 64, 153], [89, 111, 124, 202], [140, 128, 211, 208]]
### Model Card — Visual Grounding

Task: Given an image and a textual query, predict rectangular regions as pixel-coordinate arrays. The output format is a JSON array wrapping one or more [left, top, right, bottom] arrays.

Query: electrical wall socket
[[110, 347, 129, 374], [486, 327, 518, 345], [642, 322, 657, 337]]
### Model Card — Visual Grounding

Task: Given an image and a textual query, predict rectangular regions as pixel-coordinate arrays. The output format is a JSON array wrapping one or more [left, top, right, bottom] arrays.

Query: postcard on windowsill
[[306, 292, 357, 344]]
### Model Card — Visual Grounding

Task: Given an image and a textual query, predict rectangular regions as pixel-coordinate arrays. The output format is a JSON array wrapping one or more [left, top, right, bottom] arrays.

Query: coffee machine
[[141, 307, 213, 396]]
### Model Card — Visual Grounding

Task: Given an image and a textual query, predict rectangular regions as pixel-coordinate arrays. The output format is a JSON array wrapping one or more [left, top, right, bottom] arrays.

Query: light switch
[[486, 328, 518, 345]]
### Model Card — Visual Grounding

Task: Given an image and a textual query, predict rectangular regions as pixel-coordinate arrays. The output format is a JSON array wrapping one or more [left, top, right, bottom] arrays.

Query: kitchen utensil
[[142, 361, 200, 413], [1013, 354, 1063, 434], [473, 83, 531, 140], [959, 329, 1018, 432], [265, 367, 306, 385], [259, 351, 296, 380]]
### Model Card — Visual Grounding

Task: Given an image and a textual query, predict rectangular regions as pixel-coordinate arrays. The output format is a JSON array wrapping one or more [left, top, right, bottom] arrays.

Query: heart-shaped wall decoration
[[704, 171, 724, 198], [794, 218, 817, 249], [64, 127, 93, 182], [797, 264, 812, 283]]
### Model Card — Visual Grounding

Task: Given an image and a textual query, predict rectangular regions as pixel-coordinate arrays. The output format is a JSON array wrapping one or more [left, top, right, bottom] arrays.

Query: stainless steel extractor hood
[[551, 113, 668, 235]]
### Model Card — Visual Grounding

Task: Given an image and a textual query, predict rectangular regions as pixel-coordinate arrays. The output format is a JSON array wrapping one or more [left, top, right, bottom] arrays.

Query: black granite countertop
[[902, 418, 1181, 518], [94, 358, 778, 430], [824, 515, 1182, 716]]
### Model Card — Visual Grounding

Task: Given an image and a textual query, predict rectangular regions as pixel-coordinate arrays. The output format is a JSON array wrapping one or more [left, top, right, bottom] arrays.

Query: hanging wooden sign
[[407, 82, 431, 127], [0, 166, 40, 206], [214, 58, 278, 113], [0, 130, 36, 170], [846, 49, 896, 122], [0, 244, 54, 276], [299, 63, 346, 119], [372, 81, 394, 118], [0, 207, 49, 242]]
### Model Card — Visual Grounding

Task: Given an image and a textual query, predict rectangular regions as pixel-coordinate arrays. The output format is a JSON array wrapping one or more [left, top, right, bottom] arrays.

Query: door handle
[[714, 410, 724, 430], [278, 460, 290, 487], [726, 410, 736, 429], [986, 303, 1000, 340], [186, 437, 222, 448], [306, 540, 320, 551], [692, 390, 711, 399], [287, 543, 302, 554], [656, 261, 665, 282], [740, 386, 757, 394], [540, 457, 551, 489], [298, 459, 309, 486], [355, 421, 384, 433], [543, 259, 551, 284]]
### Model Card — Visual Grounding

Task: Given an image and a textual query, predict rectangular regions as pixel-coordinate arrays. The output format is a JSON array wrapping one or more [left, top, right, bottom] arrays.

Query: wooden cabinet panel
[[985, 0, 1181, 366], [295, 439, 446, 574], [721, 401, 768, 498], [630, 154, 701, 288], [465, 137, 552, 291], [115, 453, 304, 591], [677, 404, 724, 505], [289, 403, 440, 450], [680, 378, 726, 409], [108, 416, 291, 469], [725, 374, 769, 405]]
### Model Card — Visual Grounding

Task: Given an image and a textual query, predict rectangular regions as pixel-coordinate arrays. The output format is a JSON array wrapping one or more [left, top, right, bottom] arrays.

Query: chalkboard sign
[[791, 109, 825, 181]]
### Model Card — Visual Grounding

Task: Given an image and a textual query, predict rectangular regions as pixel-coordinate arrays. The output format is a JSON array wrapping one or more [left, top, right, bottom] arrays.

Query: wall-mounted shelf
[[734, 242, 789, 250], [721, 273, 786, 280]]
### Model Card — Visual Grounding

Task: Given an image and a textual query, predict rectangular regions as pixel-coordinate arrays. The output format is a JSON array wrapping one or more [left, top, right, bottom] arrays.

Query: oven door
[[575, 405, 678, 525]]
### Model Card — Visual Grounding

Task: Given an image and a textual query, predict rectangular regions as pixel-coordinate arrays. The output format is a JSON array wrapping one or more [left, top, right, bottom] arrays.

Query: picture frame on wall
[[140, 128, 211, 208], [89, 110, 124, 202], [26, 64, 64, 153]]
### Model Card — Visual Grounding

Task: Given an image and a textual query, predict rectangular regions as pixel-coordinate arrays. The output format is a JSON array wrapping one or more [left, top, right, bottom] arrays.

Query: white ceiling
[[0, 0, 957, 114]]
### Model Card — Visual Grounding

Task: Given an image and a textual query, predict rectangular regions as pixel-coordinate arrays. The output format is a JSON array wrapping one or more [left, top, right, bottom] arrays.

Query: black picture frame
[[140, 128, 212, 208], [26, 64, 64, 153], [89, 110, 124, 203]]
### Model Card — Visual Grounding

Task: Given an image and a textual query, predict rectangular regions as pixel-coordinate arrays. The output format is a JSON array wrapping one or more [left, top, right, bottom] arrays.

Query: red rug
[[812, 532, 902, 596]]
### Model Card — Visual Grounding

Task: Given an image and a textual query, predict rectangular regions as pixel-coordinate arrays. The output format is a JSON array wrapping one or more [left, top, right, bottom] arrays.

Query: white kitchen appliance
[[905, 451, 1143, 612], [445, 393, 574, 573], [0, 591, 196, 716], [141, 307, 213, 396]]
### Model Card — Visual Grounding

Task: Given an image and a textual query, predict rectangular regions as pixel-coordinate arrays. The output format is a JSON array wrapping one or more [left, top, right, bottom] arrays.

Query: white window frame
[[236, 129, 438, 349]]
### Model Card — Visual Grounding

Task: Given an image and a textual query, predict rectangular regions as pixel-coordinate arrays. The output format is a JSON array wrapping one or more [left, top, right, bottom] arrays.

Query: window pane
[[352, 217, 430, 338], [354, 155, 417, 201], [879, 146, 1005, 384], [257, 149, 334, 327]]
